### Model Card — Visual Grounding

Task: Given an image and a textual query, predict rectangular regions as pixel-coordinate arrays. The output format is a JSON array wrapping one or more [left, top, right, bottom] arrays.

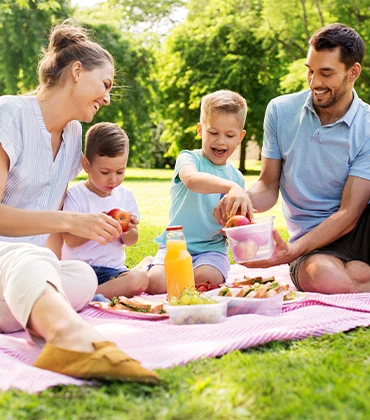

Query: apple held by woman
[[105, 208, 131, 232]]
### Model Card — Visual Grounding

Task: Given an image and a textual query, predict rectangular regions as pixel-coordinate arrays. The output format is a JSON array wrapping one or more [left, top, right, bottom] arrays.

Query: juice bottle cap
[[166, 225, 183, 231]]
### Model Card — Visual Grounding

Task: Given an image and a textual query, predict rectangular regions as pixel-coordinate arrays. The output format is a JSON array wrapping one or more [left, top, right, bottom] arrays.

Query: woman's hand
[[64, 212, 122, 245]]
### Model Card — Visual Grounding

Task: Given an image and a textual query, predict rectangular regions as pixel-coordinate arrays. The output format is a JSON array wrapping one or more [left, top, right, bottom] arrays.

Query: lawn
[[2, 164, 370, 419]]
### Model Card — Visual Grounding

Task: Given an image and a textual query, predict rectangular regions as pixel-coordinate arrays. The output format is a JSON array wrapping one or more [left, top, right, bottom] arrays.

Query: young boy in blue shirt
[[147, 90, 253, 294]]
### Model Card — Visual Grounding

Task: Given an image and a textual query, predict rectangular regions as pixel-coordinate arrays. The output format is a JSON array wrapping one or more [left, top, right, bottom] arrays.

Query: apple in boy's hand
[[225, 215, 251, 228], [106, 208, 131, 232]]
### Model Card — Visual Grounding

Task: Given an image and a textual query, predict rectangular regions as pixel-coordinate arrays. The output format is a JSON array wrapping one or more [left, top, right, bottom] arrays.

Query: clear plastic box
[[207, 288, 283, 317], [223, 216, 275, 263], [166, 299, 227, 325]]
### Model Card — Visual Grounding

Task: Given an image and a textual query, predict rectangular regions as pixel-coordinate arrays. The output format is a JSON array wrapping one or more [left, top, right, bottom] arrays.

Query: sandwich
[[233, 276, 275, 287], [108, 296, 166, 314], [218, 287, 233, 297]]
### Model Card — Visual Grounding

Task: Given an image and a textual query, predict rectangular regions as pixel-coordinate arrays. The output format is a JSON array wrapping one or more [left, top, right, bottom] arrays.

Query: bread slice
[[133, 296, 164, 313], [118, 296, 152, 312]]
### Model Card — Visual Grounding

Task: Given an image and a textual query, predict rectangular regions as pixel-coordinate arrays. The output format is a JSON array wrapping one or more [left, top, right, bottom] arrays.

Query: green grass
[[2, 166, 370, 419]]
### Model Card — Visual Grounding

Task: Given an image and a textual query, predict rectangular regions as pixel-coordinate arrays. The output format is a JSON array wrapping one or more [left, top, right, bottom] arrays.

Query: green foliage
[[158, 0, 282, 156], [260, 0, 370, 101], [3, 0, 370, 168], [0, 0, 72, 94], [107, 0, 187, 28]]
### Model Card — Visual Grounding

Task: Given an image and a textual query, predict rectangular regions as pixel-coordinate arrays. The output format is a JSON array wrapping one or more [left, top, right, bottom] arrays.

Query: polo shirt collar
[[303, 89, 360, 127]]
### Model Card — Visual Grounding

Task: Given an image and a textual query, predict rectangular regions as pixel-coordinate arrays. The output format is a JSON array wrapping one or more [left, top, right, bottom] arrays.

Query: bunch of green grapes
[[169, 287, 216, 306]]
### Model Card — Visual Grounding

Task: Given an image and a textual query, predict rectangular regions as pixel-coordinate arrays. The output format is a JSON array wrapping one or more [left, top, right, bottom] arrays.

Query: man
[[215, 23, 370, 294]]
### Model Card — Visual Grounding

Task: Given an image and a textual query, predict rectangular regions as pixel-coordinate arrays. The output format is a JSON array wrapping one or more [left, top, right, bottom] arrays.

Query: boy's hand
[[120, 213, 139, 246], [127, 213, 139, 230], [214, 185, 254, 225], [120, 213, 139, 236]]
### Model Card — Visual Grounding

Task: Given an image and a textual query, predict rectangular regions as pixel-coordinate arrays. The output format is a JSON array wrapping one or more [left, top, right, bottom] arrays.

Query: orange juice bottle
[[164, 225, 195, 300]]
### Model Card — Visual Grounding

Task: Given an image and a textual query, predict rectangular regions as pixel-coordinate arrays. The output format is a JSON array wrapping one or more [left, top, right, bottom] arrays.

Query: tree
[[158, 0, 282, 172], [0, 0, 73, 94]]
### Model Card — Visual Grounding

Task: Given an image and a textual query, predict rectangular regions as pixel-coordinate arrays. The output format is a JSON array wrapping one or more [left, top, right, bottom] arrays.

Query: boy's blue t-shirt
[[155, 149, 245, 255]]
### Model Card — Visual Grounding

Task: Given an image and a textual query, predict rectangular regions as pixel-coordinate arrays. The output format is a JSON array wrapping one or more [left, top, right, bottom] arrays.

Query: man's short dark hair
[[309, 23, 365, 68], [85, 122, 128, 163]]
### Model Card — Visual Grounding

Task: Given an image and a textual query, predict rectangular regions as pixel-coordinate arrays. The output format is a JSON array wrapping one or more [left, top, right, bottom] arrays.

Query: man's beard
[[312, 76, 350, 109]]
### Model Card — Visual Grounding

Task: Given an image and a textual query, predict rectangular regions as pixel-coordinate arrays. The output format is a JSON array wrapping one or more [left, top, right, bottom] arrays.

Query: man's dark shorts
[[290, 203, 370, 291]]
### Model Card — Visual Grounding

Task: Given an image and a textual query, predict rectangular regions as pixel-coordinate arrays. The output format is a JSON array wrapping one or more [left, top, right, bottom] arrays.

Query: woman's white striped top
[[0, 95, 83, 246]]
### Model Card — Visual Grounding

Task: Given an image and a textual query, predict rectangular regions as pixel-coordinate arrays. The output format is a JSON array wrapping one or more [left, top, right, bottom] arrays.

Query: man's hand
[[241, 230, 297, 268]]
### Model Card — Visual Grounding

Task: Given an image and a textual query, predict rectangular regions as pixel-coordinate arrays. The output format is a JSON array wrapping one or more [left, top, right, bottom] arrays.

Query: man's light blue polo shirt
[[262, 89, 370, 242]]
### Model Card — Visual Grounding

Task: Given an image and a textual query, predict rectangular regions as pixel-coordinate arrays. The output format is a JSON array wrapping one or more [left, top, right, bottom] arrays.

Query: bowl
[[223, 216, 275, 263], [206, 288, 283, 317], [165, 299, 227, 325]]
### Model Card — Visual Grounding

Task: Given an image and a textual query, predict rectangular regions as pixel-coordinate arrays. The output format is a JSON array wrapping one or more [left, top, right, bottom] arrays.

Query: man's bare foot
[[133, 256, 154, 273]]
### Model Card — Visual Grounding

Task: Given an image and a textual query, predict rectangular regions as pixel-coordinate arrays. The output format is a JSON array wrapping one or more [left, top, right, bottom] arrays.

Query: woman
[[0, 19, 158, 384]]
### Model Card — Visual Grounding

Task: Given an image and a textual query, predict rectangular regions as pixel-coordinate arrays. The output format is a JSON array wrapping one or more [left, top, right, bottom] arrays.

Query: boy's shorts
[[290, 203, 370, 291], [150, 246, 230, 281], [91, 265, 129, 285]]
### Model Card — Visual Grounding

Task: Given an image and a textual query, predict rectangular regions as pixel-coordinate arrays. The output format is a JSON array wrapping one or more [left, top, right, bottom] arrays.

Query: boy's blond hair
[[200, 90, 247, 128]]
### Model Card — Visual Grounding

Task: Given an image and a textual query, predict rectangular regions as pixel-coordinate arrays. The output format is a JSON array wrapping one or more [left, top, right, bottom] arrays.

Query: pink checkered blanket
[[2, 264, 370, 393]]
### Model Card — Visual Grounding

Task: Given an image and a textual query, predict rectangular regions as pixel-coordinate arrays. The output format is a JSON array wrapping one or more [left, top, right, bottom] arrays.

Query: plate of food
[[90, 295, 169, 320], [226, 275, 306, 305], [282, 291, 307, 305]]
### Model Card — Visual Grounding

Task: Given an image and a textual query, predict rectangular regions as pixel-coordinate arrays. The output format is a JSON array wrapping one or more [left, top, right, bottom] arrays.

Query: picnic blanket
[[2, 264, 370, 393]]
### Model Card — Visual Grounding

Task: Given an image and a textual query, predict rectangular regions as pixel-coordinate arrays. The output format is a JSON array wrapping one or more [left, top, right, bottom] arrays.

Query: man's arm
[[245, 175, 370, 268], [247, 157, 282, 212], [179, 163, 253, 219]]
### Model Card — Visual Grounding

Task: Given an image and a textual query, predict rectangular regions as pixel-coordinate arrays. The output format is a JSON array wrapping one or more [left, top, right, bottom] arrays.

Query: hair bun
[[49, 19, 88, 53]]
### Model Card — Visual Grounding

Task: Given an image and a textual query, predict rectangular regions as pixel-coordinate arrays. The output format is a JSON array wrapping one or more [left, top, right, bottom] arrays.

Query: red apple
[[225, 215, 251, 228], [248, 231, 270, 247], [232, 240, 258, 262], [106, 208, 131, 232]]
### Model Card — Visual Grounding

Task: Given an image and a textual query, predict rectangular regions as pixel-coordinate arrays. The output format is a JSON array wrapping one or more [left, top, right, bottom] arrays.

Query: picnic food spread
[[224, 276, 289, 298], [226, 275, 295, 300]]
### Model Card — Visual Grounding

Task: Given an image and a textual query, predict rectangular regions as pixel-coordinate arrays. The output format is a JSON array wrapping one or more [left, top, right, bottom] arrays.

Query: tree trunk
[[239, 137, 246, 174]]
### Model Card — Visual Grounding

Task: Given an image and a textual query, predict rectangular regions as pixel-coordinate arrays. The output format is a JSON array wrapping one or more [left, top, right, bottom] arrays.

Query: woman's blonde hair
[[37, 19, 113, 94]]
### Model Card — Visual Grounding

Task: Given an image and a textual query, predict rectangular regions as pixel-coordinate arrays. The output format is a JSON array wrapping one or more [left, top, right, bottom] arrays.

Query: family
[[0, 19, 369, 384]]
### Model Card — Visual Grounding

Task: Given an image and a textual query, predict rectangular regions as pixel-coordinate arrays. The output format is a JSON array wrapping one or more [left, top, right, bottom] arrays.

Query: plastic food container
[[207, 288, 283, 317], [223, 216, 275, 263], [166, 299, 227, 325]]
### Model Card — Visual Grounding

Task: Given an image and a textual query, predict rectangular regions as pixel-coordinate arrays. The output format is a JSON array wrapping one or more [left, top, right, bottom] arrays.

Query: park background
[[2, 1, 370, 419]]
